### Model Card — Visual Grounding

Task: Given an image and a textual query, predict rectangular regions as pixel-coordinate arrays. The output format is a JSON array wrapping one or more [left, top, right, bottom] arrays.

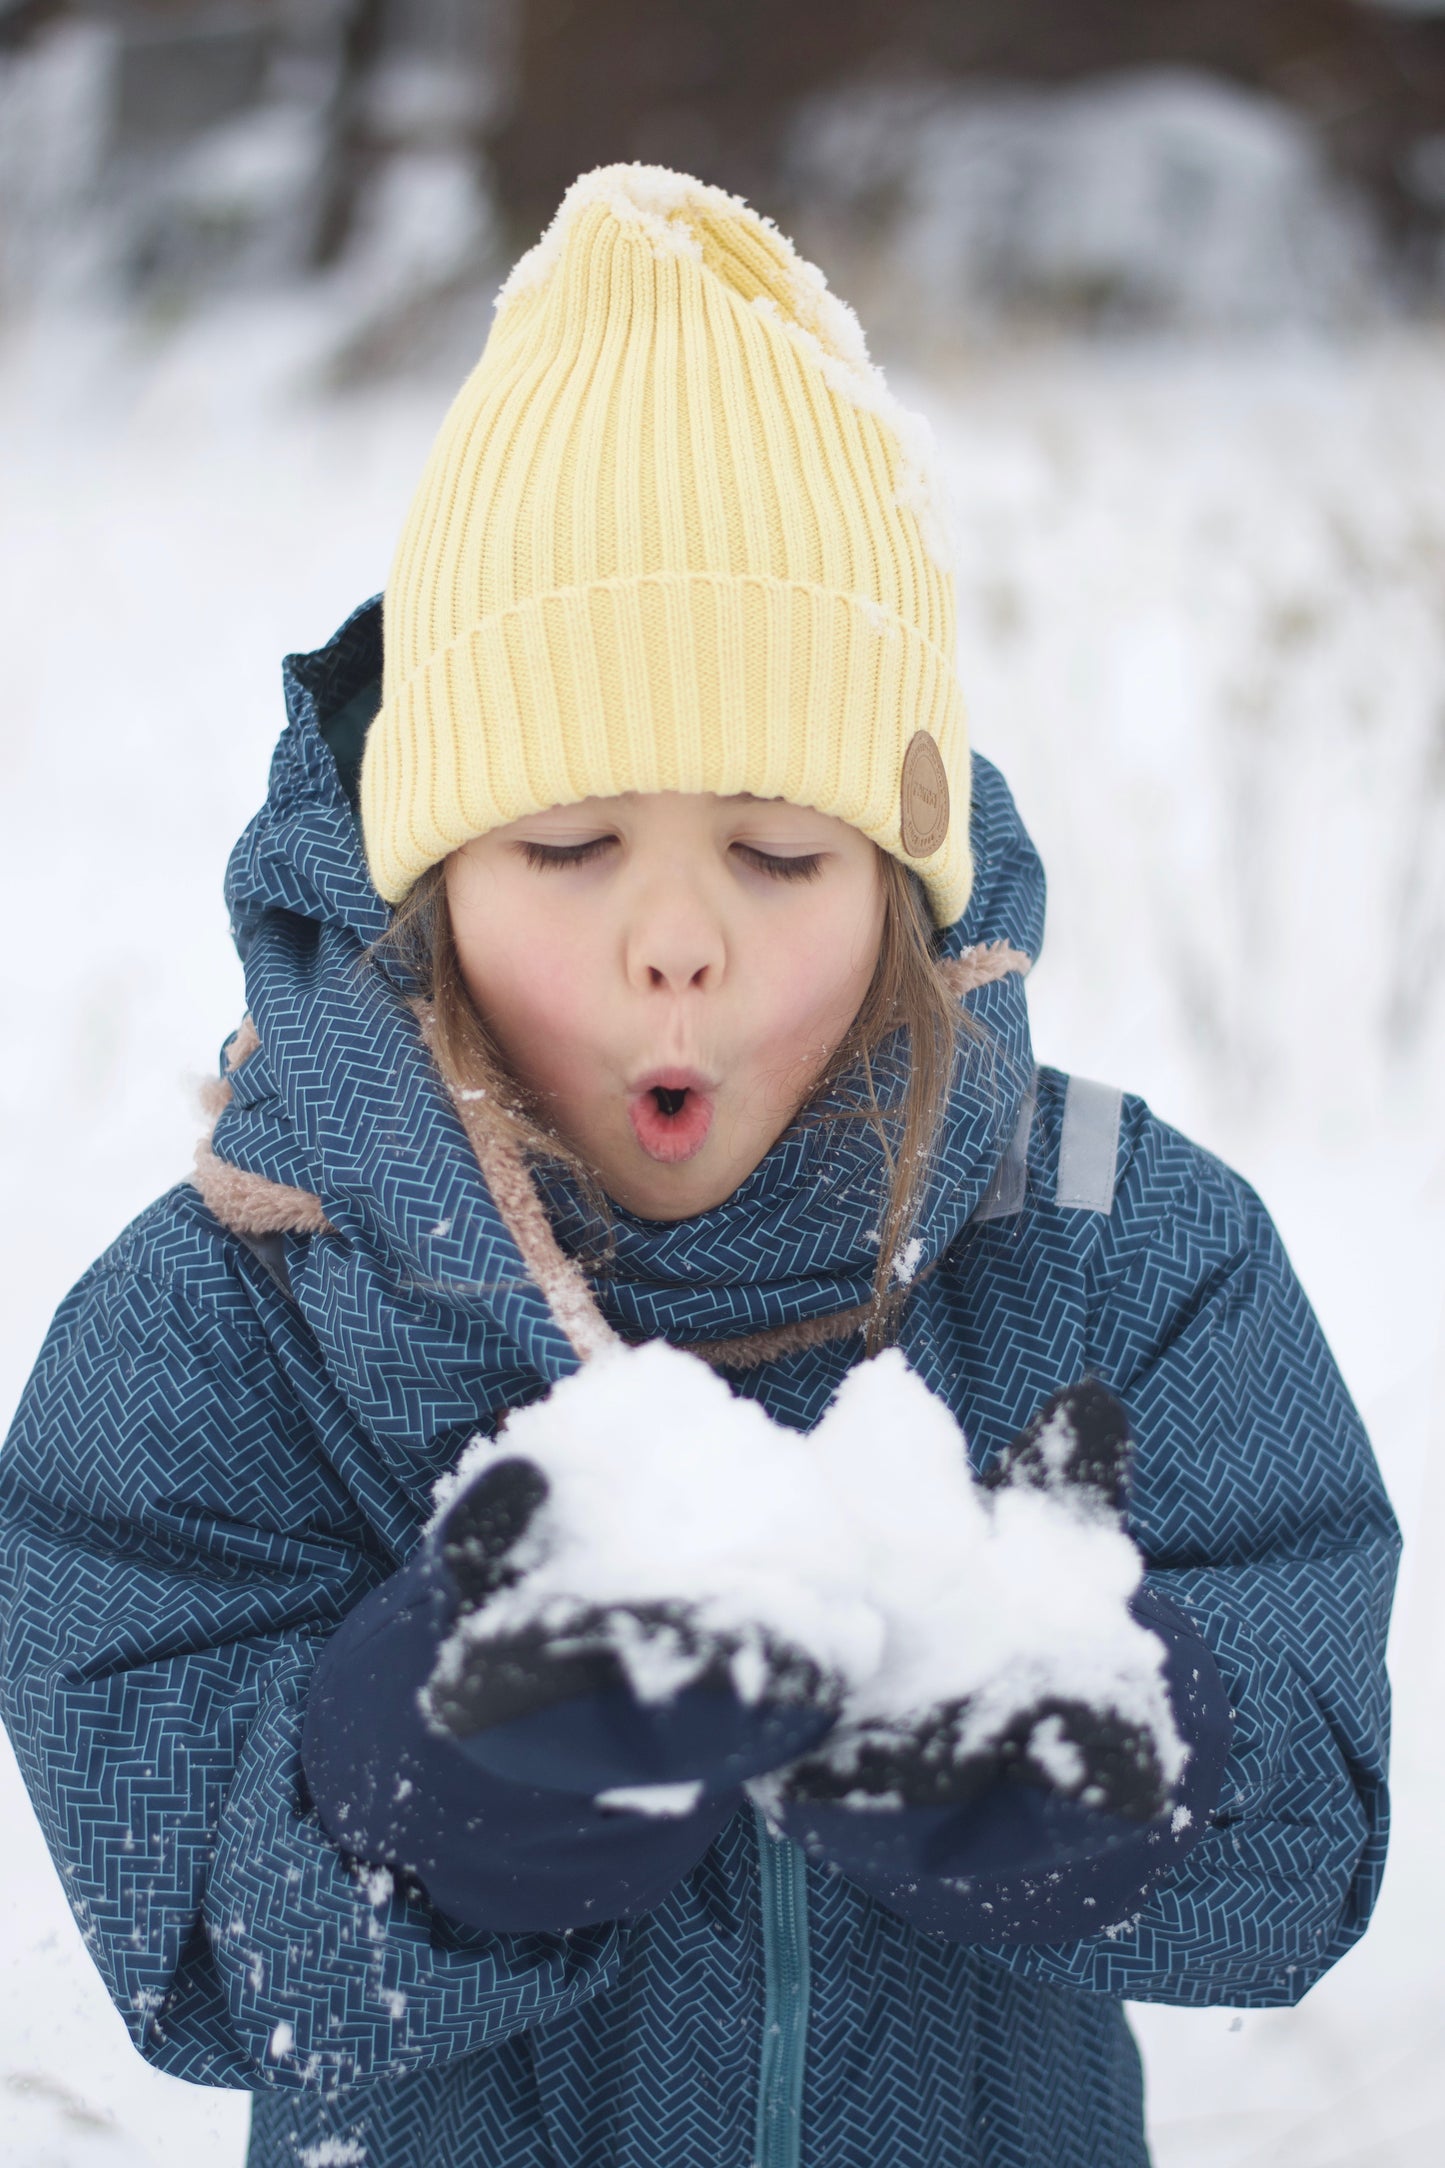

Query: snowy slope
[[1, 312, 1441, 2165]]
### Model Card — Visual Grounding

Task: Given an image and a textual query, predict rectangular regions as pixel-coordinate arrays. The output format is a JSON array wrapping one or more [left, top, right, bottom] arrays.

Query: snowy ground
[[1, 307, 1442, 2165]]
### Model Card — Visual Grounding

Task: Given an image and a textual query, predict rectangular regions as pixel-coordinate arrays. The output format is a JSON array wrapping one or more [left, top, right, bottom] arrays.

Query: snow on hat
[[361, 163, 972, 924]]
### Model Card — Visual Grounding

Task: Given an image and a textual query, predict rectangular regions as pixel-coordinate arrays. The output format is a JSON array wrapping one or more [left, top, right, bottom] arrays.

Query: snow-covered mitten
[[422, 1343, 1183, 1828], [424, 1427, 841, 1800], [770, 1377, 1179, 1822]]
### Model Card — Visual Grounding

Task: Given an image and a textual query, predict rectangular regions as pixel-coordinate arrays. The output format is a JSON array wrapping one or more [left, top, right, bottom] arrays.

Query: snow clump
[[429, 1340, 1183, 1790]]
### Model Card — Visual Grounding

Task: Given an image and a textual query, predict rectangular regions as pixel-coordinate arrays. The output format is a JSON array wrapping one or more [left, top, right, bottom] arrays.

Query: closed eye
[[733, 844, 826, 883], [518, 836, 617, 870]]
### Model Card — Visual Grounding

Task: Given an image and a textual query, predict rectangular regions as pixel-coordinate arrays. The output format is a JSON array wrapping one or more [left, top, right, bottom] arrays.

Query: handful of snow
[[426, 1341, 1185, 1811]]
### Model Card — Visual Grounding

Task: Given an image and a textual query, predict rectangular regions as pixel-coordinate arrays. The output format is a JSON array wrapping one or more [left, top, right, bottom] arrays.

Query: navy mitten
[[774, 1379, 1168, 1820], [757, 1380, 1234, 1943], [768, 1578, 1232, 1943], [301, 1450, 835, 1934], [426, 1453, 840, 1797]]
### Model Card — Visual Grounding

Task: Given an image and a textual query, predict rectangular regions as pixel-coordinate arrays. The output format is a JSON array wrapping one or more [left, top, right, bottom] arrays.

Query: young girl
[[0, 167, 1397, 2168]]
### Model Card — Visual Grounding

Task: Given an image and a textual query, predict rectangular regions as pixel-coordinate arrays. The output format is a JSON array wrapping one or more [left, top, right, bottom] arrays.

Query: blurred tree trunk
[[304, 0, 390, 270]]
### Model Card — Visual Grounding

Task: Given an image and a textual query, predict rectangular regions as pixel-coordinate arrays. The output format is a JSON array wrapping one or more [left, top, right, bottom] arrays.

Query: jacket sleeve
[[0, 1193, 641, 2093], [975, 1105, 1400, 2006]]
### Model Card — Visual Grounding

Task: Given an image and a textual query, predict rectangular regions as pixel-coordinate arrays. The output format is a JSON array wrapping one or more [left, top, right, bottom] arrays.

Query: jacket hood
[[211, 597, 1045, 1447]]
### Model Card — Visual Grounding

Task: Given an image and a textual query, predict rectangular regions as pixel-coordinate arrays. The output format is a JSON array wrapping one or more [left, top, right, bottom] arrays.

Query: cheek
[[487, 960, 593, 1069], [745, 891, 880, 1065], [452, 891, 606, 1082]]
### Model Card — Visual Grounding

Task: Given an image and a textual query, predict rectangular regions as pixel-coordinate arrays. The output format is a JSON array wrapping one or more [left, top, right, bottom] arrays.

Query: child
[[0, 167, 1398, 2168]]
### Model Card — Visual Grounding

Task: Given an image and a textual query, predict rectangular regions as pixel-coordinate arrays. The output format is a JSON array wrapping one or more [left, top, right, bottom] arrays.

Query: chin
[[603, 1152, 746, 1223], [610, 1177, 729, 1223]]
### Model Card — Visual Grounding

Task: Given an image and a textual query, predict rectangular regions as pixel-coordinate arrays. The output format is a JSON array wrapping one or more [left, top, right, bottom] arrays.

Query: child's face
[[445, 792, 887, 1220]]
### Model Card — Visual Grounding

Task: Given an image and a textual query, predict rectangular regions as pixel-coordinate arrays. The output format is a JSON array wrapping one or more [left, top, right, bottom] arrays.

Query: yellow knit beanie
[[361, 164, 972, 925]]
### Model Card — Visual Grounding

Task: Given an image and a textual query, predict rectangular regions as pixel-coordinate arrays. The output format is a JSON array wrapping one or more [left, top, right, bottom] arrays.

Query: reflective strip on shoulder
[[1055, 1076, 1124, 1214], [973, 1090, 1037, 1224]]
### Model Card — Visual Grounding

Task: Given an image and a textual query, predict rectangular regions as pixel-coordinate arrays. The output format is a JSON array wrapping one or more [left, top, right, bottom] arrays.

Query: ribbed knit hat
[[361, 164, 972, 925]]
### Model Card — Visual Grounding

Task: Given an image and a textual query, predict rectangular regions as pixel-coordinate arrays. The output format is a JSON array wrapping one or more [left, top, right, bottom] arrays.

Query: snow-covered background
[[3, 26, 1445, 2162]]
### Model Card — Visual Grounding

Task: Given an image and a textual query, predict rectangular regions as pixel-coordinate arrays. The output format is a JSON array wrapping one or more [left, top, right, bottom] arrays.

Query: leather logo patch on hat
[[900, 731, 949, 857]]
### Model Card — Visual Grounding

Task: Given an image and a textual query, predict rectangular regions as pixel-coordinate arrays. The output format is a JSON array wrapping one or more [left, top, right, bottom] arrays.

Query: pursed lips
[[626, 1067, 717, 1164]]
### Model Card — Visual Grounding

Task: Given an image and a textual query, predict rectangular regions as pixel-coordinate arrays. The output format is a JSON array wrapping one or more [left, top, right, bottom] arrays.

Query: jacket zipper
[[751, 1800, 811, 2168]]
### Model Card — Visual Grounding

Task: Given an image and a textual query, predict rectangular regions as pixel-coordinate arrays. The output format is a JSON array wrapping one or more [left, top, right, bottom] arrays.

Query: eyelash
[[519, 837, 614, 870], [519, 839, 826, 882], [735, 845, 825, 883]]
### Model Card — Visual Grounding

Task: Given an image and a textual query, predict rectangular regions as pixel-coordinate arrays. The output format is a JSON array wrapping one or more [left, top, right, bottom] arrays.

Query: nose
[[624, 869, 726, 996]]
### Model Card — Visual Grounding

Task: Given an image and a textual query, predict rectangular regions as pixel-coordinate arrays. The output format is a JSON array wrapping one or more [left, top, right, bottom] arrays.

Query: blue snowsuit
[[0, 598, 1398, 2167]]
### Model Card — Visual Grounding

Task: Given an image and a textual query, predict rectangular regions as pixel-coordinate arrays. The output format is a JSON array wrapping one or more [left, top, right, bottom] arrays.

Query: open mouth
[[627, 1072, 715, 1164]]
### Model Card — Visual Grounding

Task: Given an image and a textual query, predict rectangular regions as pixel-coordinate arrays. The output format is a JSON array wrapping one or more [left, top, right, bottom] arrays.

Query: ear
[[982, 1376, 1134, 1524], [439, 1457, 552, 1610]]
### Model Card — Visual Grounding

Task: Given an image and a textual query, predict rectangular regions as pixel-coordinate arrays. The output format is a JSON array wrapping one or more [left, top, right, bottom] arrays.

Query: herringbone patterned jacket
[[0, 599, 1398, 2168]]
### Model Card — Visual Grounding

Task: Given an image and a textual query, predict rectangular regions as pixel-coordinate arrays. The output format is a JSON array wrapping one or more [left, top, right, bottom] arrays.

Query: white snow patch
[[268, 2020, 294, 2059], [748, 290, 957, 574], [1028, 1713, 1088, 1790], [428, 1339, 1183, 1789], [427, 1430, 494, 1530], [837, 1786, 907, 1812], [497, 164, 708, 305], [725, 1639, 769, 1705], [298, 2142, 367, 2168], [593, 1779, 704, 1818], [1029, 1404, 1081, 1483], [355, 1865, 393, 1909]]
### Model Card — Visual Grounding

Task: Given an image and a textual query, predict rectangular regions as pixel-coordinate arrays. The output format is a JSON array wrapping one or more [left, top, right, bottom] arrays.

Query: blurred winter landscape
[[2, 2, 1444, 2163]]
